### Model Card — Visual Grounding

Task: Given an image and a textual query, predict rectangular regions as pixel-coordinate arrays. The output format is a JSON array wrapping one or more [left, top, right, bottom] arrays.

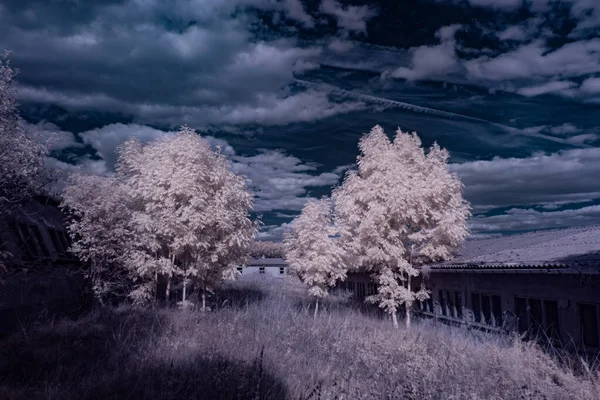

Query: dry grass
[[1, 276, 599, 399]]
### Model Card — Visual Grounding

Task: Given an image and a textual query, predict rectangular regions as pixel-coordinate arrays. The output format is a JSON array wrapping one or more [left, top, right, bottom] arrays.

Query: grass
[[1, 275, 599, 399]]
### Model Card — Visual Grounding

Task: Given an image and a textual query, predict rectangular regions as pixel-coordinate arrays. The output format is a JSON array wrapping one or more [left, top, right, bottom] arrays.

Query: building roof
[[247, 257, 287, 267], [427, 224, 600, 274]]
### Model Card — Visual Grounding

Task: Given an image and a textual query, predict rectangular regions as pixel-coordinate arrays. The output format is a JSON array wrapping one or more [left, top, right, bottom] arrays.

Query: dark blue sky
[[2, 0, 600, 239]]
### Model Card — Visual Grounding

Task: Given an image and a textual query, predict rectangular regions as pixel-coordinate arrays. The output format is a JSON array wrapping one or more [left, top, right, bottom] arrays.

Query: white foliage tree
[[0, 51, 52, 215], [117, 126, 257, 309], [334, 125, 470, 328], [284, 198, 348, 318], [61, 174, 135, 305], [250, 241, 286, 258]]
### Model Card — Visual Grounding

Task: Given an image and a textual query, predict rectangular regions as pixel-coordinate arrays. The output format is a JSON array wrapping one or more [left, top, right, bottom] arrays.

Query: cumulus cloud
[[469, 205, 600, 234], [387, 25, 462, 81], [18, 85, 367, 128], [319, 0, 377, 34], [580, 77, 600, 94], [465, 39, 600, 82], [450, 147, 600, 211], [1, 0, 379, 129], [232, 149, 344, 212], [24, 120, 82, 151]]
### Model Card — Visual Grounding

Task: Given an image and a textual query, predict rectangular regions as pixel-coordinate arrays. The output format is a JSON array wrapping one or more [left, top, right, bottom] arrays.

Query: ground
[[0, 276, 598, 400]]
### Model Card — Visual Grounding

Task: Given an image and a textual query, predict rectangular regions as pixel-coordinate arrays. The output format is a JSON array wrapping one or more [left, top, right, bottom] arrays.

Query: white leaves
[[284, 198, 348, 299], [334, 125, 471, 316], [0, 51, 53, 213], [62, 125, 257, 304]]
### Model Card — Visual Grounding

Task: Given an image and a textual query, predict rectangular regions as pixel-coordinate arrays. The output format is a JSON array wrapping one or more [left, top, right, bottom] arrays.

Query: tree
[[0, 51, 52, 215], [333, 125, 470, 328], [61, 174, 135, 305], [284, 198, 348, 318], [116, 126, 257, 309], [250, 241, 286, 258]]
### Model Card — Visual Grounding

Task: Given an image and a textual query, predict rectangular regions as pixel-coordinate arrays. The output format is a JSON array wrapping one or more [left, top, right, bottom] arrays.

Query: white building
[[238, 257, 288, 277]]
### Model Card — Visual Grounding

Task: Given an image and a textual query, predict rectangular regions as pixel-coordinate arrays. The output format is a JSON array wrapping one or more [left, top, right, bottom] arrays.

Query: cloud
[[496, 26, 528, 41], [466, 0, 522, 10], [79, 123, 171, 168], [465, 39, 600, 82], [257, 222, 291, 241], [580, 77, 600, 94], [450, 147, 600, 211], [469, 205, 600, 233], [18, 85, 367, 128], [387, 25, 462, 81], [516, 81, 577, 97], [319, 0, 377, 34], [24, 120, 82, 151], [1, 0, 377, 129], [232, 149, 344, 212]]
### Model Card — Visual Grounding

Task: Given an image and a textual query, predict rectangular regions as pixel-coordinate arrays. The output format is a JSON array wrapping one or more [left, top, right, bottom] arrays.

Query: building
[[0, 195, 86, 335], [238, 257, 288, 277], [341, 225, 600, 353]]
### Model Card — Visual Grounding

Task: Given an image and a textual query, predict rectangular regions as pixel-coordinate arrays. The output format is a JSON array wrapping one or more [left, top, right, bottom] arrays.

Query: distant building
[[341, 225, 600, 353], [0, 195, 85, 335], [238, 257, 288, 277]]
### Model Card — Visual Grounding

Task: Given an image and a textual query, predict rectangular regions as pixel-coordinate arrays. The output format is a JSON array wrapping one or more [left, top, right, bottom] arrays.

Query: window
[[471, 293, 501, 326], [454, 292, 463, 319], [356, 282, 366, 299], [491, 296, 502, 327], [347, 281, 355, 293], [579, 303, 599, 348], [367, 283, 377, 296], [10, 221, 50, 259], [516, 297, 562, 342], [237, 267, 243, 274], [49, 228, 67, 256], [472, 293, 482, 323], [440, 290, 448, 316], [259, 267, 265, 274], [279, 267, 285, 275], [544, 300, 560, 342]]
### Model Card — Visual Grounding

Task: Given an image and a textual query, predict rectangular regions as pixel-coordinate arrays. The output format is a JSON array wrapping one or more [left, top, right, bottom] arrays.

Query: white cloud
[[24, 120, 82, 151], [580, 77, 600, 94], [496, 25, 527, 41], [469, 205, 600, 233], [465, 39, 600, 82], [516, 81, 577, 97], [232, 149, 345, 212], [319, 0, 377, 34], [450, 147, 600, 210], [18, 86, 367, 128], [387, 25, 462, 81]]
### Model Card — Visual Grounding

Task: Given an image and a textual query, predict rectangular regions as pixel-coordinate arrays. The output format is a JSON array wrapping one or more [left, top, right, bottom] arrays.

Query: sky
[[2, 0, 600, 240]]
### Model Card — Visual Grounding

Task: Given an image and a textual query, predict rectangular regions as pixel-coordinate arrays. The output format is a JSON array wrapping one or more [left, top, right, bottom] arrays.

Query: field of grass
[[1, 276, 599, 399]]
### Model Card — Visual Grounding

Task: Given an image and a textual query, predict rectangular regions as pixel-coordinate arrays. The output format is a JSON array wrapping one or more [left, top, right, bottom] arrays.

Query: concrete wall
[[341, 271, 600, 353], [237, 265, 288, 277], [424, 272, 600, 352]]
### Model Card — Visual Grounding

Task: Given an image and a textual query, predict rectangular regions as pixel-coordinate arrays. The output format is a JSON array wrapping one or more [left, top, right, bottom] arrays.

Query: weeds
[[0, 275, 598, 399]]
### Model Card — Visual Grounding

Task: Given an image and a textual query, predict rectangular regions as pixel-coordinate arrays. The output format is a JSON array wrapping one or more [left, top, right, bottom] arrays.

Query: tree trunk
[[406, 274, 412, 328], [202, 292, 206, 312], [166, 276, 171, 303], [313, 298, 319, 319], [392, 312, 399, 328], [182, 278, 187, 303]]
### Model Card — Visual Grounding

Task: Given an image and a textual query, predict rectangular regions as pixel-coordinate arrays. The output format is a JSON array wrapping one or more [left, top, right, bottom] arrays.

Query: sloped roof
[[247, 257, 287, 266], [427, 224, 600, 274]]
